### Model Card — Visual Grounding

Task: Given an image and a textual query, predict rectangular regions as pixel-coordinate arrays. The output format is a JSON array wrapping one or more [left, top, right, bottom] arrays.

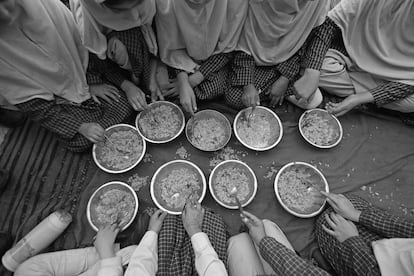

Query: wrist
[[97, 246, 115, 260], [121, 80, 133, 92], [186, 226, 202, 237]]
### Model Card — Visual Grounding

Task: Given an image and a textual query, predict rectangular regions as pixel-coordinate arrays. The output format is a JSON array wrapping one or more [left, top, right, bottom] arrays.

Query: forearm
[[359, 208, 414, 238], [302, 17, 336, 71], [191, 232, 228, 276], [259, 237, 330, 276], [97, 256, 123, 276], [16, 98, 83, 140], [369, 81, 414, 106], [340, 236, 381, 276], [231, 51, 255, 86], [125, 231, 158, 276], [276, 50, 302, 81]]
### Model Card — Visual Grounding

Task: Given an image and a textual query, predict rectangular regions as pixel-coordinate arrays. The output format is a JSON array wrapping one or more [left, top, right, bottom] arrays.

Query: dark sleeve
[[302, 17, 337, 71], [259, 237, 331, 276], [198, 52, 233, 80], [231, 51, 256, 86], [87, 53, 127, 88], [16, 98, 83, 140], [275, 49, 302, 81], [340, 236, 381, 276], [368, 81, 414, 106], [359, 207, 414, 238]]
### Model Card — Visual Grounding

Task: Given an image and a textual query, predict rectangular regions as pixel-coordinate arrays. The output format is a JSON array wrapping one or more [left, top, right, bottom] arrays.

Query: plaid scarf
[[157, 209, 229, 276]]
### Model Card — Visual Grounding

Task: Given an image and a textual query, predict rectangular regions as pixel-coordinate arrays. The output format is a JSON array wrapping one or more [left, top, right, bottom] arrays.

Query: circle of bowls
[[274, 161, 329, 218], [299, 108, 343, 149], [234, 106, 283, 151], [87, 181, 139, 232], [150, 160, 207, 215], [209, 160, 257, 209], [185, 109, 232, 152], [135, 101, 185, 144], [92, 124, 146, 174]]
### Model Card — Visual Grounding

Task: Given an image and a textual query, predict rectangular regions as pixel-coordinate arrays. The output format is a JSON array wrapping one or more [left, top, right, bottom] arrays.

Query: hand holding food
[[94, 224, 120, 259], [79, 122, 105, 143], [148, 209, 167, 234], [182, 199, 204, 237], [241, 211, 266, 245], [242, 84, 260, 108]]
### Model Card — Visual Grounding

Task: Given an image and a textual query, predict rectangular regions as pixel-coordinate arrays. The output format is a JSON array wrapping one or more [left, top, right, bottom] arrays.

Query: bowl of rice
[[87, 181, 139, 232], [274, 162, 329, 218], [151, 160, 207, 215], [299, 109, 343, 149], [185, 109, 232, 152], [209, 160, 257, 209], [93, 124, 146, 174], [234, 106, 283, 151], [136, 101, 185, 143]]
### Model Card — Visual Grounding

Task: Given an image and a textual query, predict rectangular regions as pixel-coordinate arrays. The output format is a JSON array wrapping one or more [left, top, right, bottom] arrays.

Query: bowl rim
[[234, 106, 283, 151], [185, 109, 232, 152], [209, 159, 257, 209], [274, 161, 329, 218], [135, 101, 185, 144], [92, 124, 146, 174], [298, 108, 343, 149], [150, 160, 207, 215], [86, 181, 139, 232]]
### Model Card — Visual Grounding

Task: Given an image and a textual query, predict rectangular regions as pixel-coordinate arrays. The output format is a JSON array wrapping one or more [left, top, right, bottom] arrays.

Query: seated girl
[[226, 0, 332, 110], [316, 192, 414, 276], [154, 0, 248, 115], [70, 0, 162, 111], [0, 0, 133, 152], [306, 0, 414, 119]]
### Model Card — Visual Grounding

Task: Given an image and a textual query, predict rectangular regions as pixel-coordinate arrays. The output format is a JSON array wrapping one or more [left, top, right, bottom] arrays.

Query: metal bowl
[[87, 181, 139, 232], [135, 101, 185, 144], [274, 162, 329, 218], [299, 108, 343, 149], [92, 124, 146, 174], [209, 160, 257, 209], [185, 109, 232, 152], [150, 160, 207, 215], [234, 106, 283, 151]]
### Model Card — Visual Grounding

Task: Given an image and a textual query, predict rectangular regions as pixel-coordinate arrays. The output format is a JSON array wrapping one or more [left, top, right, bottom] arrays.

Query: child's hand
[[322, 213, 359, 243], [89, 84, 120, 104], [241, 211, 266, 245], [242, 84, 260, 108], [78, 122, 104, 143], [293, 68, 320, 103], [121, 80, 148, 111], [94, 224, 120, 260], [321, 192, 361, 222], [267, 76, 289, 107], [177, 72, 197, 115], [148, 209, 167, 233]]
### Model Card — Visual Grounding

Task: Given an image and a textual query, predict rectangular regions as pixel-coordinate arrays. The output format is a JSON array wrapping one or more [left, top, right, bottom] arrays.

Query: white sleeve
[[191, 232, 228, 276], [124, 231, 158, 276], [97, 256, 123, 276]]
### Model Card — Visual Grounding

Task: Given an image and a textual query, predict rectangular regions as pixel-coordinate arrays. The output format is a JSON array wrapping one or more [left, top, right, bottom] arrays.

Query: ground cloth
[[1, 101, 414, 274]]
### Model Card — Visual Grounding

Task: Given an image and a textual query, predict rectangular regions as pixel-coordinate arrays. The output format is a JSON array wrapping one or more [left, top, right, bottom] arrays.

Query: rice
[[213, 166, 250, 204], [99, 129, 143, 170], [191, 118, 226, 151], [93, 188, 135, 228], [139, 104, 180, 140], [237, 113, 273, 148], [301, 112, 339, 146], [278, 166, 325, 214], [160, 167, 201, 209]]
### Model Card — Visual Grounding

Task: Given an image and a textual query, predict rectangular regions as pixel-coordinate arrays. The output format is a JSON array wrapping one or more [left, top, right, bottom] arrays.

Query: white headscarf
[[329, 0, 414, 85], [237, 0, 330, 66], [155, 0, 248, 73], [0, 0, 90, 106], [70, 0, 157, 59]]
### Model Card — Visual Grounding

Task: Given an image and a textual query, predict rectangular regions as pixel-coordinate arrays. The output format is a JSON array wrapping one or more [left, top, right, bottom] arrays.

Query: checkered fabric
[[170, 53, 233, 101], [157, 209, 229, 276], [315, 194, 414, 276], [259, 237, 331, 276], [87, 27, 152, 94], [16, 93, 133, 152], [323, 17, 414, 106]]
